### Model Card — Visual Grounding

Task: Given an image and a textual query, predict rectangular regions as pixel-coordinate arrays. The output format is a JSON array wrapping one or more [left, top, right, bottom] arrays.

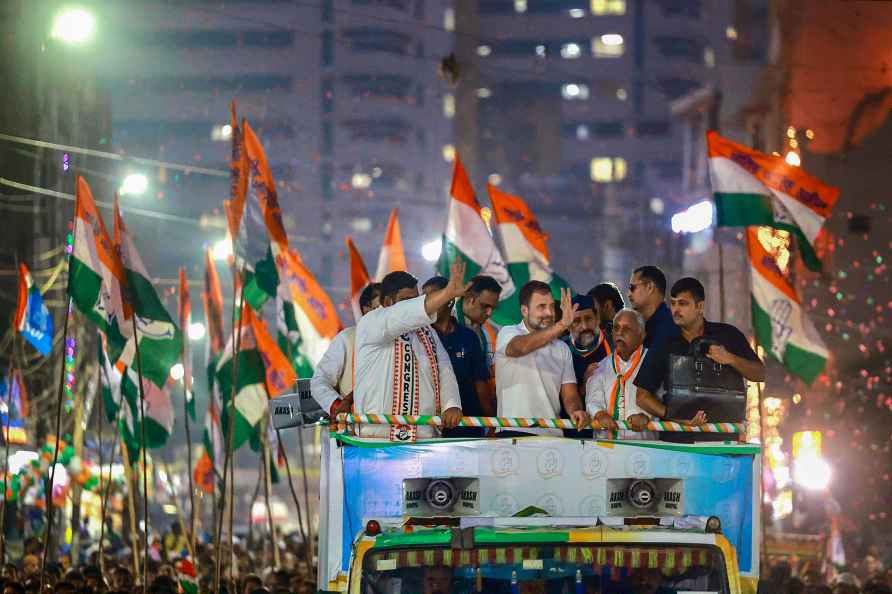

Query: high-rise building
[[93, 0, 454, 306], [453, 0, 737, 288]]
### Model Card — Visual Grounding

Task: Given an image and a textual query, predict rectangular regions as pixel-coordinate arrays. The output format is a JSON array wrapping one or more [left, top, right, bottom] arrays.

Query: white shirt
[[494, 321, 576, 436], [354, 295, 461, 439], [585, 348, 656, 440], [311, 326, 356, 413]]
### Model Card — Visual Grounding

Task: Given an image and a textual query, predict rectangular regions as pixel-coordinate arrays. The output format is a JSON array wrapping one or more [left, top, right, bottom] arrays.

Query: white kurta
[[585, 349, 656, 440], [354, 295, 461, 439], [310, 326, 356, 413]]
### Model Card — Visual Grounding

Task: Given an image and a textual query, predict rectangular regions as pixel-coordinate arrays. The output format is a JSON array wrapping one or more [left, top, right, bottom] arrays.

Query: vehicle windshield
[[361, 543, 728, 594]]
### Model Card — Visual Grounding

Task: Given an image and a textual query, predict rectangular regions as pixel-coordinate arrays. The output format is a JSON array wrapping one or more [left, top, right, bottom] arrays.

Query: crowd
[[313, 259, 764, 441], [759, 549, 892, 594], [0, 526, 316, 594]]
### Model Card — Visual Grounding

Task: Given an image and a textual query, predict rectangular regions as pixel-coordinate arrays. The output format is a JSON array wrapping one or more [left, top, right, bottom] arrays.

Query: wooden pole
[[213, 283, 245, 594], [295, 427, 315, 565], [162, 461, 195, 561], [97, 350, 105, 575], [181, 354, 197, 555], [121, 443, 142, 582], [261, 419, 280, 568], [276, 431, 308, 558], [0, 335, 19, 567], [129, 315, 151, 594], [98, 408, 123, 577], [39, 298, 72, 594]]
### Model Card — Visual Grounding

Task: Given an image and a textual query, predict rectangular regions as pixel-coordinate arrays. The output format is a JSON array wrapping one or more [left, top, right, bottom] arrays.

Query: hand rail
[[333, 413, 743, 434]]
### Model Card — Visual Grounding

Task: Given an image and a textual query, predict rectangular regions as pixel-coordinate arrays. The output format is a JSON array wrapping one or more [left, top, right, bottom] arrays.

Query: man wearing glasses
[[626, 265, 680, 351]]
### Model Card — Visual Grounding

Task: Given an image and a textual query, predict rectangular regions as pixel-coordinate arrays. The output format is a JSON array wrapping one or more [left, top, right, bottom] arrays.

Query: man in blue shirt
[[423, 277, 495, 437], [627, 265, 680, 351]]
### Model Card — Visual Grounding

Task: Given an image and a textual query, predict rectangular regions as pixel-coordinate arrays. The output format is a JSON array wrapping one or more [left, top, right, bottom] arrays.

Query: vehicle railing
[[333, 413, 743, 434]]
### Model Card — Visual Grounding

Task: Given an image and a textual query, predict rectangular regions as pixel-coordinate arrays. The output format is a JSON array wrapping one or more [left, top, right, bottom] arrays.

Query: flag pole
[[98, 402, 124, 577], [129, 314, 151, 594], [0, 335, 19, 567], [39, 298, 72, 594], [278, 339, 310, 566], [162, 460, 196, 561], [181, 354, 197, 554], [261, 418, 280, 568], [120, 438, 142, 581], [213, 281, 245, 594]]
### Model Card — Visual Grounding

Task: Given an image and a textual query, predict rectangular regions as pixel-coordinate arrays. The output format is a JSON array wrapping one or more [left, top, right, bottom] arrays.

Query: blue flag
[[15, 263, 53, 356]]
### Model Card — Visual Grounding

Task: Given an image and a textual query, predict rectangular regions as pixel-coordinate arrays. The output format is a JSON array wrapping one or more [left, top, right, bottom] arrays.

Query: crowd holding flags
[[3, 95, 843, 584]]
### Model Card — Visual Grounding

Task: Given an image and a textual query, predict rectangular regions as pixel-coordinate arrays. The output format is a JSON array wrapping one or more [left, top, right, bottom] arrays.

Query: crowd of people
[[759, 550, 892, 594], [313, 259, 765, 440], [0, 527, 316, 594]]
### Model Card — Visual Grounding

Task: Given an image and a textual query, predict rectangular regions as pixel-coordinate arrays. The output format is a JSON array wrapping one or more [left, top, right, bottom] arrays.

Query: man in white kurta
[[586, 308, 656, 440], [354, 264, 467, 440], [311, 284, 382, 416]]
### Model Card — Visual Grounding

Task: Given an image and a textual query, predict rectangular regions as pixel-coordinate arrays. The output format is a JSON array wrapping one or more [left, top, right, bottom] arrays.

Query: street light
[[120, 173, 148, 196], [170, 363, 185, 382], [670, 200, 714, 234], [187, 322, 206, 342], [421, 239, 442, 263], [50, 8, 96, 44], [212, 237, 233, 261]]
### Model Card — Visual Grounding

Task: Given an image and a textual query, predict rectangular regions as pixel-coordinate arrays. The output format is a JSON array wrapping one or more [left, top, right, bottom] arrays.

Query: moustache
[[576, 330, 596, 348]]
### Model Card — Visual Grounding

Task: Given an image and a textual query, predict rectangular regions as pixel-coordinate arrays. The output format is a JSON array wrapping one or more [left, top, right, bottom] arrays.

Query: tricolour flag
[[438, 155, 517, 325], [15, 263, 53, 356], [707, 130, 840, 271], [178, 268, 195, 421], [747, 227, 828, 384], [202, 248, 226, 355], [277, 249, 341, 367], [488, 184, 571, 300], [68, 177, 128, 357], [216, 305, 296, 452], [346, 236, 371, 323], [175, 558, 198, 594], [113, 198, 183, 393], [375, 208, 407, 281]]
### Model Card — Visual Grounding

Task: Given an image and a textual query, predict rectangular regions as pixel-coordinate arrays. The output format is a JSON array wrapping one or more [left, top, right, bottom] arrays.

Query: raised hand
[[446, 258, 471, 299], [558, 288, 577, 332]]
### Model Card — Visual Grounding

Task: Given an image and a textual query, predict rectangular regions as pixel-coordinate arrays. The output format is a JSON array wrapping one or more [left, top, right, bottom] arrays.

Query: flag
[[375, 207, 407, 281], [1, 370, 28, 445], [277, 249, 341, 367], [276, 294, 314, 379], [68, 177, 128, 356], [203, 248, 226, 355], [216, 305, 296, 452], [14, 263, 53, 356], [194, 359, 223, 495], [488, 184, 571, 300], [707, 130, 840, 271], [178, 268, 195, 421], [112, 198, 183, 391], [438, 155, 517, 325], [747, 227, 828, 384], [175, 558, 198, 594], [346, 236, 371, 323]]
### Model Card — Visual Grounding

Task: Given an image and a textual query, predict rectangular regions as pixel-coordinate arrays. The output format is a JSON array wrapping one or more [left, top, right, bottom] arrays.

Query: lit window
[[561, 43, 581, 59], [535, 44, 547, 57], [514, 0, 527, 12], [703, 47, 715, 68], [561, 83, 589, 100], [476, 87, 492, 99], [592, 34, 624, 57], [443, 93, 455, 118], [590, 157, 627, 182], [442, 144, 455, 162], [569, 8, 585, 18], [444, 8, 455, 31], [591, 0, 625, 15], [477, 45, 492, 57], [211, 124, 232, 141], [576, 125, 590, 140], [616, 87, 628, 101], [352, 173, 372, 189], [488, 173, 502, 186], [725, 26, 737, 40]]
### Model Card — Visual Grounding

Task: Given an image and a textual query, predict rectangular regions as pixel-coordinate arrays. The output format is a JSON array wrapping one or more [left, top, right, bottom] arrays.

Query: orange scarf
[[607, 346, 644, 438]]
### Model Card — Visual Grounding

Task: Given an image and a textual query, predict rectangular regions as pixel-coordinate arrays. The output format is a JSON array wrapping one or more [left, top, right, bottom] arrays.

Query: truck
[[306, 415, 761, 594]]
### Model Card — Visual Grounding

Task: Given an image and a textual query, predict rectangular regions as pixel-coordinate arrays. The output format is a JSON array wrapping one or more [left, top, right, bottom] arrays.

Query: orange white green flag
[[346, 236, 371, 323], [437, 155, 517, 325], [374, 207, 407, 281], [748, 227, 828, 384], [708, 130, 839, 271]]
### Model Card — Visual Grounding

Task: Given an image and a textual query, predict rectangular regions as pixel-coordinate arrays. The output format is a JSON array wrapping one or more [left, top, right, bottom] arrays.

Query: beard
[[528, 316, 554, 331], [574, 330, 596, 350]]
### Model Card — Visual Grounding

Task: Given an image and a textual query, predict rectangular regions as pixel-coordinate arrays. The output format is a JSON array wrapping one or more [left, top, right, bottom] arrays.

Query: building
[[452, 0, 737, 288], [93, 0, 454, 305]]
